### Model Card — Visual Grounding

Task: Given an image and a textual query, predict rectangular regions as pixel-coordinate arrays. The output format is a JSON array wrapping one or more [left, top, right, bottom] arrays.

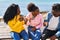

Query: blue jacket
[[44, 12, 60, 37]]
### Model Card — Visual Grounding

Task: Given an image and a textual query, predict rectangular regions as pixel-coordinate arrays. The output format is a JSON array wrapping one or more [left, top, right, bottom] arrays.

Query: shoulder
[[8, 20, 13, 26], [48, 12, 53, 16], [26, 12, 33, 19], [26, 12, 32, 16], [8, 16, 16, 25], [38, 14, 43, 18]]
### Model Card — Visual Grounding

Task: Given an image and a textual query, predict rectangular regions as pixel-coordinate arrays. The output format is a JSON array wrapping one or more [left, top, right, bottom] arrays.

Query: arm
[[8, 21, 24, 29], [44, 13, 49, 22], [24, 18, 28, 24], [25, 13, 32, 25], [43, 13, 52, 26], [30, 14, 43, 27]]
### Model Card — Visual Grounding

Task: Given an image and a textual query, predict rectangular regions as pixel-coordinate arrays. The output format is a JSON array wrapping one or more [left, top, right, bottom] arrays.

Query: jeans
[[28, 26, 41, 40], [10, 30, 28, 40]]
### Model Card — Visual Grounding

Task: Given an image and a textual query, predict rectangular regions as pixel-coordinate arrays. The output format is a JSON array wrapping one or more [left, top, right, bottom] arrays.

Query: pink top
[[26, 12, 43, 29]]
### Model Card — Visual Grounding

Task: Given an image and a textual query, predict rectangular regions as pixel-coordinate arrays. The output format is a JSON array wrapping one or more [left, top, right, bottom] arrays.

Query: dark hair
[[3, 4, 20, 24], [27, 3, 36, 12], [52, 3, 60, 11], [27, 3, 39, 12]]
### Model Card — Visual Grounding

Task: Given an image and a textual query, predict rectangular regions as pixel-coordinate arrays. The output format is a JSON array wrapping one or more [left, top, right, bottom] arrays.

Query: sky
[[0, 0, 60, 16]]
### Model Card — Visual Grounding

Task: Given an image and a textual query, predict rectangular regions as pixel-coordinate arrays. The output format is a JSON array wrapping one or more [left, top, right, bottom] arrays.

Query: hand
[[24, 18, 28, 24], [32, 27, 36, 31], [43, 22, 48, 26], [19, 16, 24, 21], [50, 35, 57, 40]]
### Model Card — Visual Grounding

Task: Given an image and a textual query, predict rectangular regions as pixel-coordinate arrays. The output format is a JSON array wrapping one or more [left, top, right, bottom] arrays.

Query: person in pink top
[[26, 3, 43, 40], [26, 12, 43, 29]]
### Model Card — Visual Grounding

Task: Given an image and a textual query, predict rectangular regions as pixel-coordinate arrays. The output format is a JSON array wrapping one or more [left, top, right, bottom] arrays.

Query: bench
[[0, 22, 59, 40]]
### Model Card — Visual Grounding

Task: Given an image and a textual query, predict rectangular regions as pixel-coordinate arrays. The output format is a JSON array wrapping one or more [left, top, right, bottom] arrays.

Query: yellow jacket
[[8, 16, 25, 33]]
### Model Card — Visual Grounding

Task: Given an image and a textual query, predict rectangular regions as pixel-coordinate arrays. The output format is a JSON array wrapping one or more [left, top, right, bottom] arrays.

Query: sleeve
[[30, 14, 43, 27], [44, 13, 49, 22], [26, 14, 29, 19], [8, 21, 24, 29], [14, 21, 25, 27], [44, 12, 53, 22], [36, 15, 43, 29], [55, 31, 60, 37], [26, 13, 31, 20]]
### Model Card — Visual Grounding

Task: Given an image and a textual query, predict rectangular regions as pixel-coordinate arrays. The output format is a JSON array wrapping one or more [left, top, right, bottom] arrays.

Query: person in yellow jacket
[[3, 4, 28, 40]]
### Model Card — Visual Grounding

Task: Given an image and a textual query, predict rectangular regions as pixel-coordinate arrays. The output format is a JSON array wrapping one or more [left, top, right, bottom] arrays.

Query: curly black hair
[[3, 4, 20, 24], [27, 3, 36, 12], [52, 3, 60, 11]]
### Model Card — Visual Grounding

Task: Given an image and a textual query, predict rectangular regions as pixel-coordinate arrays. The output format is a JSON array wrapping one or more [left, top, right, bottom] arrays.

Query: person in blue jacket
[[41, 3, 60, 40]]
